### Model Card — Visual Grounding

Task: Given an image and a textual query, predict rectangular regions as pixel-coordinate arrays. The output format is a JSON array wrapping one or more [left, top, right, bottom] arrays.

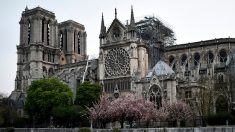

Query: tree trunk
[[129, 121, 133, 128], [120, 120, 124, 128]]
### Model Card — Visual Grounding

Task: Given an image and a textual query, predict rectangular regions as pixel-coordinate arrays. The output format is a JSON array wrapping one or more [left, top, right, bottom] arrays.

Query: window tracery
[[149, 85, 162, 109], [105, 48, 130, 77]]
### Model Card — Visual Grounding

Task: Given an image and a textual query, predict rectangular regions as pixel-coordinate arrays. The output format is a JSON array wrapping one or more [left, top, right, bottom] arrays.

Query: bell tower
[[58, 20, 87, 64], [15, 6, 59, 92]]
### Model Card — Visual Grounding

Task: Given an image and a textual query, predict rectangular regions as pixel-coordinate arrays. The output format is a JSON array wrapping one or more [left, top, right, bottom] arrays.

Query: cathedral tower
[[15, 6, 59, 92], [58, 20, 87, 64]]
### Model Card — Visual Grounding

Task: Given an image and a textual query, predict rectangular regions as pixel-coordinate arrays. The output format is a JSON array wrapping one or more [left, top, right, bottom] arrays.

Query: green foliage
[[0, 106, 18, 127], [78, 127, 91, 132], [24, 78, 73, 122], [6, 127, 14, 132], [113, 128, 121, 132], [75, 81, 102, 107], [52, 105, 85, 127], [207, 112, 235, 125]]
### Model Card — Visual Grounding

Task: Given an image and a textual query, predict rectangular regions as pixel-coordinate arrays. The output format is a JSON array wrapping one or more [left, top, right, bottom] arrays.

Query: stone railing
[[1, 127, 235, 132]]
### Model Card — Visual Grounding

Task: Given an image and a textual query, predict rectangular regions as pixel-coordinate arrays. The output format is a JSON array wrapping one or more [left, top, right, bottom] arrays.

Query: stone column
[[54, 22, 58, 48], [67, 27, 74, 53], [138, 46, 147, 78], [31, 16, 42, 43], [51, 21, 57, 47], [19, 19, 24, 45], [22, 21, 28, 45], [80, 31, 87, 58], [145, 50, 149, 75], [130, 43, 138, 76]]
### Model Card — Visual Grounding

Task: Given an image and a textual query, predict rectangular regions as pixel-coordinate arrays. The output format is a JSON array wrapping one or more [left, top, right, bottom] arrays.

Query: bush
[[113, 128, 121, 132], [79, 127, 91, 132], [207, 112, 235, 125], [6, 127, 14, 132]]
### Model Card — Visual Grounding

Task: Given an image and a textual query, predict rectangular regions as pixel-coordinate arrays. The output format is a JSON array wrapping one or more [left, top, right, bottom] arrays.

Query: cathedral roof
[[146, 60, 175, 78]]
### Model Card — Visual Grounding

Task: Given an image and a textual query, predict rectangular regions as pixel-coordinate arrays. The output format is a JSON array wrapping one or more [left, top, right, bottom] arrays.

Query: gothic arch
[[59, 31, 63, 50], [219, 49, 227, 63], [77, 31, 81, 54], [46, 20, 51, 45], [48, 68, 54, 77], [149, 84, 162, 108], [27, 19, 31, 44], [181, 54, 187, 65], [42, 66, 47, 77], [218, 73, 224, 83], [193, 52, 200, 66], [169, 55, 176, 70], [206, 50, 214, 64]]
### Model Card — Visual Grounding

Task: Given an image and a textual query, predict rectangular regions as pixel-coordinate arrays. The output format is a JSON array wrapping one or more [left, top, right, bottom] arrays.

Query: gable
[[106, 19, 126, 39]]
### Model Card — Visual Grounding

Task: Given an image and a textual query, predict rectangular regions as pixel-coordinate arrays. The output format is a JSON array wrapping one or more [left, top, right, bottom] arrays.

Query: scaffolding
[[135, 16, 175, 68]]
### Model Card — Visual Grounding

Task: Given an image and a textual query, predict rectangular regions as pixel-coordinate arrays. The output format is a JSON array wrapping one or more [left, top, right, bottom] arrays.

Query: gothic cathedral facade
[[10, 6, 235, 115]]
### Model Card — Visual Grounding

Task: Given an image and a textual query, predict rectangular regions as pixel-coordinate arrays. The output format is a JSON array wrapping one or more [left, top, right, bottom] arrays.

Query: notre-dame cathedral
[[10, 6, 235, 116]]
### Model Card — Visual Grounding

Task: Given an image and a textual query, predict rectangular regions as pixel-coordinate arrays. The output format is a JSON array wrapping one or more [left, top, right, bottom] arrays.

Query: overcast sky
[[0, 0, 235, 95]]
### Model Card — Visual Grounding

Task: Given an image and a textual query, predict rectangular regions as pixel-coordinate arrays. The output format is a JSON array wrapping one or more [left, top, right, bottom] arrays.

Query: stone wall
[[0, 127, 235, 132]]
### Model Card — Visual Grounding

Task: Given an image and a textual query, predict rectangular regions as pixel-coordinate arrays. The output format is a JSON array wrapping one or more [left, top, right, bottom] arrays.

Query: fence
[[1, 127, 235, 132]]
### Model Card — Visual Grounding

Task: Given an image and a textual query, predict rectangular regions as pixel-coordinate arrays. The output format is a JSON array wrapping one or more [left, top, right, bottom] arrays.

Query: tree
[[195, 75, 215, 126], [168, 100, 194, 126], [24, 78, 73, 124], [89, 93, 157, 128], [88, 95, 112, 128], [0, 95, 19, 127], [52, 105, 84, 127], [75, 81, 102, 108]]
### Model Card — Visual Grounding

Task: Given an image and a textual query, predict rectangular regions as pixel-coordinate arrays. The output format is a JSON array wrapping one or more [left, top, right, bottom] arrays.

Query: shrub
[[113, 128, 121, 132], [207, 112, 235, 125], [6, 127, 14, 132], [79, 127, 91, 132]]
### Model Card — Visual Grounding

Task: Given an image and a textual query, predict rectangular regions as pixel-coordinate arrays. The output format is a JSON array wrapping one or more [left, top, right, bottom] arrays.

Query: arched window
[[52, 54, 55, 63], [207, 51, 214, 64], [216, 96, 228, 113], [219, 49, 227, 63], [48, 53, 50, 62], [48, 68, 54, 77], [47, 22, 50, 45], [27, 20, 31, 44], [169, 55, 176, 70], [74, 31, 76, 52], [60, 32, 63, 50], [42, 18, 45, 42], [181, 54, 187, 65], [42, 51, 45, 61], [194, 52, 200, 66], [218, 74, 224, 83], [78, 32, 81, 54], [149, 85, 162, 109], [42, 66, 47, 77]]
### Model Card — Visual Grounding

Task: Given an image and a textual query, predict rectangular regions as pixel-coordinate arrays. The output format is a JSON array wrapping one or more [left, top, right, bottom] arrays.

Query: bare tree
[[194, 75, 215, 126]]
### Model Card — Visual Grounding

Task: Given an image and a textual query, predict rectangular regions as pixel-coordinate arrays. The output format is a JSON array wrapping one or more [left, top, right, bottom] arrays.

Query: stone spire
[[130, 6, 135, 27], [99, 13, 106, 38], [25, 5, 28, 11], [115, 8, 117, 19]]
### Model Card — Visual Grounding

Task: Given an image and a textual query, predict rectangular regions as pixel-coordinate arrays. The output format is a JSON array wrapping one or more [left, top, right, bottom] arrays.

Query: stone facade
[[165, 38, 235, 113], [10, 7, 90, 115], [10, 6, 235, 116]]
